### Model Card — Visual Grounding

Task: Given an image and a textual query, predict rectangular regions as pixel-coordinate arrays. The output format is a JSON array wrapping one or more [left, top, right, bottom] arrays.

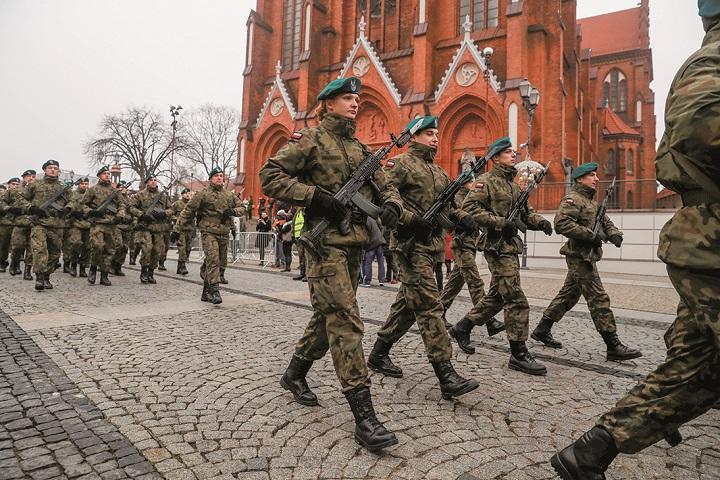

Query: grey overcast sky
[[0, 0, 705, 182]]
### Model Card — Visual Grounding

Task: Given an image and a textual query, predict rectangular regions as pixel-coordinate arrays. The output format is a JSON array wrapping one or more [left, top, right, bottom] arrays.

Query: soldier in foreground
[[449, 137, 553, 376], [111, 180, 133, 276], [171, 188, 195, 275], [551, 3, 720, 477], [65, 177, 91, 277], [260, 77, 403, 452], [367, 116, 479, 400], [530, 163, 641, 361], [175, 168, 244, 304], [0, 178, 21, 272], [8, 169, 37, 280]]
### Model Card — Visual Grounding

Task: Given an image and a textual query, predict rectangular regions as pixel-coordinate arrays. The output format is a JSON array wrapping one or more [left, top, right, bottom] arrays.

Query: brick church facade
[[238, 0, 655, 210]]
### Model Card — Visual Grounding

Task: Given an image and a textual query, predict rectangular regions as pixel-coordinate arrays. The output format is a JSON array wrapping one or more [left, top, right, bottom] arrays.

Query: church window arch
[[508, 102, 518, 149], [603, 69, 627, 113], [458, 0, 499, 33], [606, 149, 616, 174], [626, 149, 634, 175], [282, 0, 302, 70]]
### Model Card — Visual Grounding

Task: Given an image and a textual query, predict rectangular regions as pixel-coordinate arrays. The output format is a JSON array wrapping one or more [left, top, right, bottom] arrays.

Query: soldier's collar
[[209, 183, 223, 191], [573, 182, 596, 199], [408, 142, 437, 163], [321, 113, 356, 138], [491, 163, 517, 180]]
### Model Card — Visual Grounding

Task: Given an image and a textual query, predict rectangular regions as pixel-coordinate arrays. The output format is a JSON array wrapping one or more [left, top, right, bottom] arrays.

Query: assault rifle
[[396, 156, 489, 257], [31, 178, 82, 222], [482, 162, 552, 254], [299, 121, 423, 259], [94, 180, 134, 217], [137, 184, 171, 227], [591, 176, 616, 239]]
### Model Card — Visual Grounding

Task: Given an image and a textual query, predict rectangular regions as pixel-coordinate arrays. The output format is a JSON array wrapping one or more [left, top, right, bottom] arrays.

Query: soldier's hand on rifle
[[140, 213, 154, 223], [407, 214, 432, 242], [170, 231, 179, 243], [71, 210, 84, 220], [501, 219, 520, 239], [89, 209, 103, 218], [590, 230, 606, 247], [60, 206, 72, 217], [609, 234, 623, 248], [151, 210, 166, 220], [309, 190, 347, 224], [29, 206, 47, 218], [222, 208, 236, 219], [455, 215, 477, 235], [7, 206, 22, 215], [378, 203, 400, 229], [540, 219, 553, 236]]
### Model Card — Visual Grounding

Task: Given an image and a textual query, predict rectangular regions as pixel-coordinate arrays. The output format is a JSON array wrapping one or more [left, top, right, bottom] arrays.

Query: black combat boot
[[207, 283, 222, 304], [112, 262, 125, 276], [87, 265, 97, 284], [201, 279, 210, 302], [344, 386, 398, 451], [219, 268, 228, 284], [99, 271, 112, 286], [431, 360, 479, 400], [486, 317, 506, 336], [9, 256, 20, 275], [531, 316, 563, 349], [78, 265, 87, 278], [63, 262, 71, 274], [177, 261, 188, 275], [128, 252, 137, 265], [140, 266, 150, 284], [147, 268, 157, 284], [23, 264, 33, 280], [280, 354, 319, 406], [367, 338, 403, 378], [292, 271, 305, 281], [0, 260, 7, 273], [69, 262, 78, 277], [449, 316, 476, 354], [35, 272, 45, 291], [157, 260, 166, 271], [43, 273, 53, 290], [601, 332, 642, 361], [509, 341, 547, 376], [550, 426, 619, 480]]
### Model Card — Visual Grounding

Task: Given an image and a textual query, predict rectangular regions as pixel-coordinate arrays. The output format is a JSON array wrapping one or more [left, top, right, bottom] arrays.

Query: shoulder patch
[[289, 132, 303, 143], [384, 160, 395, 168], [563, 197, 575, 205], [474, 182, 484, 189]]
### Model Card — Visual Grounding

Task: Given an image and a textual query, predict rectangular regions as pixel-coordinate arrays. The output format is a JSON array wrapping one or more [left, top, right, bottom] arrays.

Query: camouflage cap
[[406, 116, 439, 134], [698, 0, 720, 17], [317, 77, 361, 100], [486, 136, 513, 159], [8, 177, 20, 184], [96, 165, 110, 176], [42, 159, 60, 170], [22, 169, 37, 177], [571, 162, 599, 180], [208, 167, 224, 179]]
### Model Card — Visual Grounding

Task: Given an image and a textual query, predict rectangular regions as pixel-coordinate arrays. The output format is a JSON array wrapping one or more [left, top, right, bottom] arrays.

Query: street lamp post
[[518, 79, 541, 269], [169, 104, 182, 195]]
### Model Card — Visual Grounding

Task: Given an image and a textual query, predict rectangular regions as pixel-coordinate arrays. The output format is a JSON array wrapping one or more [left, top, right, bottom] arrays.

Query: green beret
[[78, 177, 89, 183], [144, 172, 157, 183], [406, 116, 438, 134], [698, 0, 720, 17], [181, 188, 190, 194], [317, 77, 361, 101], [42, 159, 60, 170], [96, 165, 110, 176], [486, 136, 513, 159], [8, 177, 20, 184], [22, 169, 36, 177], [208, 167, 224, 180], [571, 162, 599, 181]]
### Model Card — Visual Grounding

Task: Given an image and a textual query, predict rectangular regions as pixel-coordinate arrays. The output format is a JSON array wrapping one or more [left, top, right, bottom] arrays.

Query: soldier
[[128, 173, 172, 284], [551, 4, 720, 478], [170, 188, 195, 275], [0, 178, 21, 272], [449, 137, 553, 376], [83, 166, 126, 286], [260, 77, 403, 452], [19, 160, 71, 290], [530, 162, 642, 361], [367, 115, 479, 401], [111, 180, 133, 276], [64, 177, 91, 277], [174, 168, 245, 304], [8, 169, 37, 280]]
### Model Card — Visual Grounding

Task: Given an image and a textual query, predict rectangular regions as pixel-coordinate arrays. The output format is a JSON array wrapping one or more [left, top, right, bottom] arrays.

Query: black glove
[[61, 206, 72, 217], [30, 206, 47, 218], [407, 214, 432, 242], [501, 219, 519, 239], [590, 230, 606, 247], [309, 190, 347, 224], [378, 203, 400, 229], [170, 231, 179, 243], [89, 209, 103, 218], [140, 213, 154, 223], [151, 209, 166, 220], [222, 208, 236, 219], [609, 234, 623, 248], [72, 210, 85, 220], [540, 220, 553, 236], [455, 215, 477, 235], [7, 206, 22, 215]]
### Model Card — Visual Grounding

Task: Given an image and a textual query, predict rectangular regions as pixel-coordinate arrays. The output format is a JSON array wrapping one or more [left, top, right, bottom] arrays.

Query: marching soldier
[[170, 188, 195, 275], [449, 137, 554, 376], [128, 173, 172, 284], [0, 178, 20, 272], [111, 180, 133, 276], [259, 77, 403, 452], [174, 168, 245, 304], [82, 166, 126, 286], [8, 169, 36, 280], [367, 116, 479, 401], [530, 162, 642, 361], [551, 3, 720, 477], [65, 177, 91, 277], [19, 160, 71, 290]]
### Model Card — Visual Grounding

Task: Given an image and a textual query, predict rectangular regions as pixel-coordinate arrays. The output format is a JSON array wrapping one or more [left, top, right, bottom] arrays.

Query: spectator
[[273, 209, 287, 268], [256, 211, 272, 266], [247, 196, 253, 219], [362, 217, 386, 287], [280, 212, 293, 272]]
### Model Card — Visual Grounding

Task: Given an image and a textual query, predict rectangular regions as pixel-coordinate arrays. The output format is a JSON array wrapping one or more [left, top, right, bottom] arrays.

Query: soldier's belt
[[681, 189, 720, 207]]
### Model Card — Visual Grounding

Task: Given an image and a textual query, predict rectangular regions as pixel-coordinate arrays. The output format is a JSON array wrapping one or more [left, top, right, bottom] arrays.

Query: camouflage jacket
[[172, 198, 196, 232], [19, 176, 71, 228], [462, 163, 547, 255], [7, 183, 34, 227], [554, 183, 622, 262], [81, 180, 125, 225], [175, 184, 244, 236], [385, 142, 465, 256], [114, 192, 134, 232], [452, 182, 485, 252], [128, 187, 173, 233], [0, 189, 14, 226], [68, 189, 91, 230], [655, 22, 720, 270], [259, 113, 402, 248]]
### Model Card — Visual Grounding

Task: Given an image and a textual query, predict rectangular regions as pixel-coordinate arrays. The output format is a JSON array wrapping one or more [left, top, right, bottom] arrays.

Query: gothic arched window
[[458, 0, 498, 33], [626, 149, 634, 175], [606, 149, 616, 174], [282, 0, 302, 70], [603, 69, 627, 113]]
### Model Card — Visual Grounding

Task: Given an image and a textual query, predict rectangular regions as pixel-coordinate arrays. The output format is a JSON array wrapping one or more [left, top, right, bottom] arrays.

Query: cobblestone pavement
[[0, 259, 718, 480]]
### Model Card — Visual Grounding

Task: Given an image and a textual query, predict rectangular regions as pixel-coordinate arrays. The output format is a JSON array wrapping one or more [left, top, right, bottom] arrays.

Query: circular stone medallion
[[352, 56, 370, 77], [456, 62, 480, 87], [270, 98, 284, 117]]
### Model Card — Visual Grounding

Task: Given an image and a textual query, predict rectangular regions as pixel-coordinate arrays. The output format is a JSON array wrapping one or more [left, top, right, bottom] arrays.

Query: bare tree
[[84, 106, 182, 184], [179, 104, 239, 186]]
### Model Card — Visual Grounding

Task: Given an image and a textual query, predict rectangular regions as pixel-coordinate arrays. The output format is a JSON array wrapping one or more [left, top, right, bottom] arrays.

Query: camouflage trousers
[[89, 224, 118, 272], [31, 225, 63, 274], [159, 232, 170, 263], [295, 245, 369, 393], [0, 225, 11, 264], [377, 248, 453, 362], [597, 265, 720, 453], [10, 226, 32, 265], [201, 232, 228, 285], [543, 256, 616, 332], [440, 240, 486, 311], [467, 252, 529, 342], [63, 227, 90, 266], [176, 229, 196, 262], [113, 229, 132, 265], [134, 230, 166, 270]]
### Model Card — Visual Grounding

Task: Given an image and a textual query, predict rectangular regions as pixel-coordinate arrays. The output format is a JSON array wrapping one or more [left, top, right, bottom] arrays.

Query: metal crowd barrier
[[229, 232, 277, 268]]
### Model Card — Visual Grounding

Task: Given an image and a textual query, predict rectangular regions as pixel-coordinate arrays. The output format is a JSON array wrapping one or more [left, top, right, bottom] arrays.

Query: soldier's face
[[79, 182, 89, 191], [412, 128, 439, 149], [578, 171, 599, 190], [147, 178, 158, 189], [494, 148, 516, 167], [44, 165, 60, 177], [182, 192, 191, 200], [23, 174, 36, 183], [8, 182, 19, 189], [99, 171, 110, 182], [326, 93, 359, 119], [210, 173, 224, 186]]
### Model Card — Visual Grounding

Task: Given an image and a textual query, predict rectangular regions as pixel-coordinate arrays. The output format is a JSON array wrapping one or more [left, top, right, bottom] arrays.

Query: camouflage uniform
[[128, 187, 172, 271], [112, 190, 133, 270], [595, 21, 720, 454], [0, 189, 14, 269], [65, 189, 91, 269], [82, 179, 124, 274], [171, 197, 196, 263], [259, 113, 402, 393], [8, 184, 33, 273]]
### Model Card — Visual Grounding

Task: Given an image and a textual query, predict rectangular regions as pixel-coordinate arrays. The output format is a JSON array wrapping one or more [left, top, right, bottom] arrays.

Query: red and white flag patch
[[289, 132, 303, 142]]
